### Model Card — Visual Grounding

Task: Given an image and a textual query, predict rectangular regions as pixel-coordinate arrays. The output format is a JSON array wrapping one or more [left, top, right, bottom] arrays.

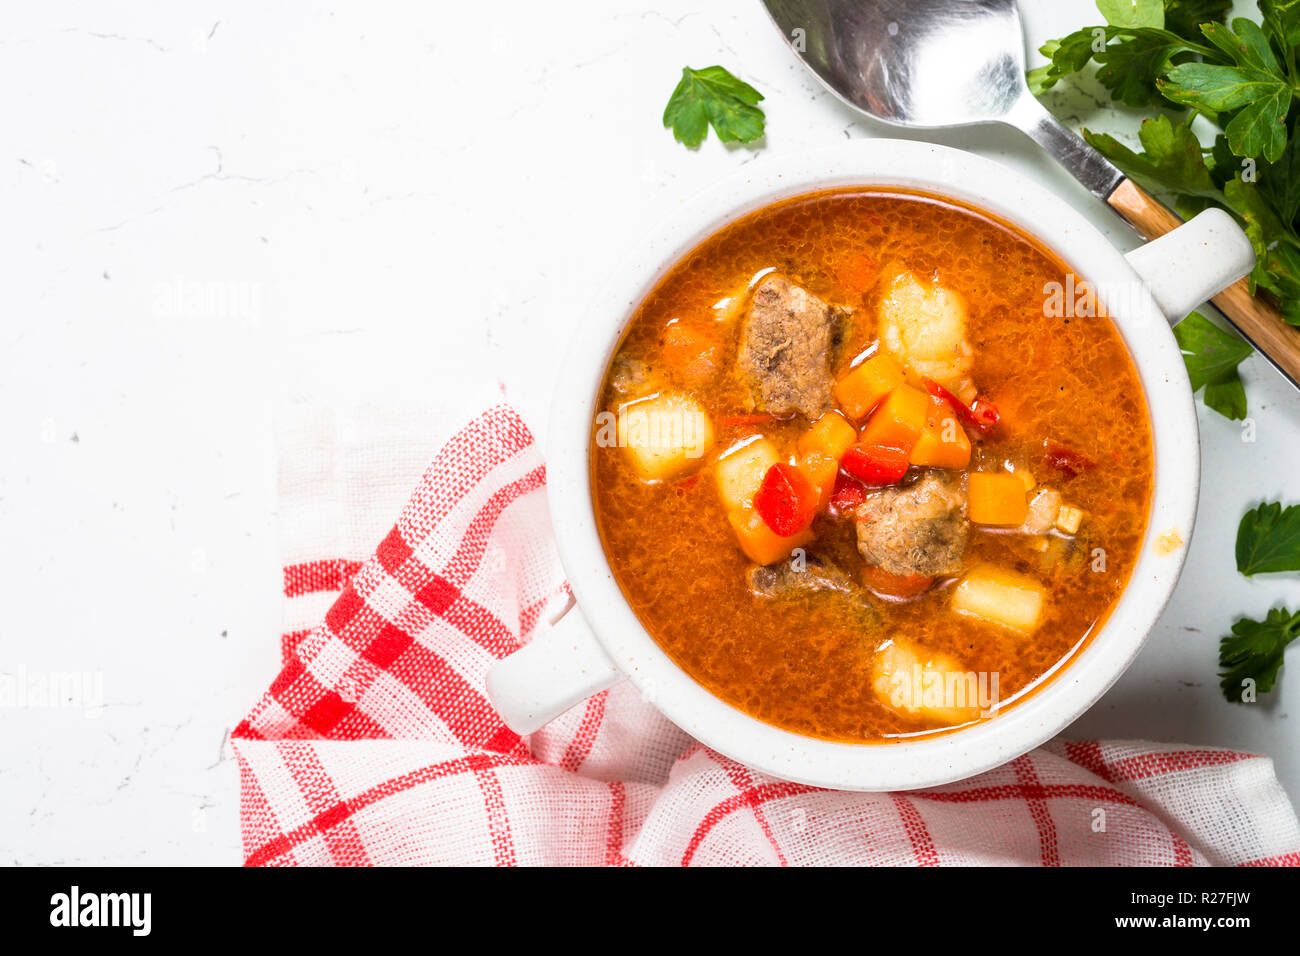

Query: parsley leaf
[[1236, 501, 1300, 574], [1083, 114, 1220, 198], [1098, 31, 1203, 106], [1159, 19, 1294, 162], [1223, 177, 1300, 323], [663, 66, 765, 148], [1098, 0, 1165, 29], [1258, 136, 1300, 223], [1166, 0, 1234, 41], [1032, 1, 1300, 322], [1030, 25, 1215, 106], [1219, 607, 1300, 700], [1259, 0, 1300, 58], [1172, 311, 1252, 418]]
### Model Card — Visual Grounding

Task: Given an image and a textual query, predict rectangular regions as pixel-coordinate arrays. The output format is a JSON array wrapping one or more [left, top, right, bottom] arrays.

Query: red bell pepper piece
[[753, 462, 819, 537], [830, 472, 867, 514], [1043, 440, 1097, 478], [922, 378, 1000, 435], [840, 443, 909, 486]]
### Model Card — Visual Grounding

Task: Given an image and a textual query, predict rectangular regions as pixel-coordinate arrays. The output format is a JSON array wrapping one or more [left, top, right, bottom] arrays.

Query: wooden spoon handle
[[1108, 177, 1300, 386]]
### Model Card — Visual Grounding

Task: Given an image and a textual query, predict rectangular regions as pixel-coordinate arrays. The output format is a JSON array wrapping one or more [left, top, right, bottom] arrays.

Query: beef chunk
[[609, 355, 656, 397], [855, 475, 967, 577], [735, 275, 847, 418], [747, 554, 879, 624], [747, 554, 855, 599]]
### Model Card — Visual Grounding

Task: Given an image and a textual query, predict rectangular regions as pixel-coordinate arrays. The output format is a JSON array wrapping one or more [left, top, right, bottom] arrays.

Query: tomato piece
[[862, 565, 935, 599], [830, 471, 867, 514], [921, 378, 1000, 435], [1043, 440, 1097, 478], [969, 397, 1000, 432], [753, 462, 818, 537], [840, 443, 909, 486]]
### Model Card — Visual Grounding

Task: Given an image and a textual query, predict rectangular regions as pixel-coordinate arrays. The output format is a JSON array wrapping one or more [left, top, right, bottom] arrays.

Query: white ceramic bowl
[[487, 139, 1255, 791]]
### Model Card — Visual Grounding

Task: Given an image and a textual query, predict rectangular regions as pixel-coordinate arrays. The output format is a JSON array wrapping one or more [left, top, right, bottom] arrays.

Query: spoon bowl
[[761, 0, 1121, 194], [760, 0, 1300, 389]]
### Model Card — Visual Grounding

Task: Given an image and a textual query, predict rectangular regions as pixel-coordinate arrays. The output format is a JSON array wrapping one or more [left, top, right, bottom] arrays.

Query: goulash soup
[[590, 189, 1152, 742]]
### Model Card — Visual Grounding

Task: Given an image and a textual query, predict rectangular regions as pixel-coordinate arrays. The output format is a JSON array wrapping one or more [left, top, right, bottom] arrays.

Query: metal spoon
[[761, 0, 1300, 388]]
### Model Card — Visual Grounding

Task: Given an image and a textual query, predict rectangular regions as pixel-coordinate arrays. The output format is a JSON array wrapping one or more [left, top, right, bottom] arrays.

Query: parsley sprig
[[1218, 500, 1300, 701], [1032, 0, 1300, 420], [1220, 607, 1300, 700]]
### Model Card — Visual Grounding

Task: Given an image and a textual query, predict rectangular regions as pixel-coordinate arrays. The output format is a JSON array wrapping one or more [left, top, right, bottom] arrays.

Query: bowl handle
[[486, 603, 621, 734], [1123, 208, 1255, 324]]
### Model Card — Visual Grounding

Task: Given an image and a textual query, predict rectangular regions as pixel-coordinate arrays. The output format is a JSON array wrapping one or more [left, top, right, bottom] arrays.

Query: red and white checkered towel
[[232, 388, 1300, 866]]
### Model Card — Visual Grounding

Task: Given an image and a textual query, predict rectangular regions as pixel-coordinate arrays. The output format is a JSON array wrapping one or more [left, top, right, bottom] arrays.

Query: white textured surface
[[1, 0, 1295, 865]]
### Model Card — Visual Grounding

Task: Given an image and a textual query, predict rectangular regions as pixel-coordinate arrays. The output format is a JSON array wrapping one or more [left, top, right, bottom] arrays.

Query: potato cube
[[616, 392, 714, 480], [952, 564, 1045, 634], [715, 437, 779, 513], [871, 639, 987, 725], [1055, 504, 1084, 535]]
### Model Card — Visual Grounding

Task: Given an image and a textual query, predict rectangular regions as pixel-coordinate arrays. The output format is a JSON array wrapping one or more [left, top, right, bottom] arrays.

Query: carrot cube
[[727, 507, 814, 565], [834, 354, 904, 421], [858, 384, 928, 452], [909, 397, 971, 468], [968, 472, 1028, 526], [798, 411, 858, 460], [795, 450, 839, 506]]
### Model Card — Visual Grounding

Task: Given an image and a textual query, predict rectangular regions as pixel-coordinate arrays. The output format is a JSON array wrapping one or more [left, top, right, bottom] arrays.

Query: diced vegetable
[[833, 354, 904, 421], [829, 472, 867, 513], [661, 321, 718, 380], [754, 462, 819, 536], [1043, 440, 1096, 478], [858, 383, 929, 451], [794, 449, 839, 506], [715, 437, 779, 512], [727, 506, 814, 565], [909, 396, 971, 468], [1055, 503, 1084, 535], [841, 443, 910, 486], [862, 565, 934, 599], [871, 639, 983, 723], [877, 268, 973, 388], [967, 472, 1028, 526], [910, 425, 971, 468], [952, 564, 1045, 633], [798, 410, 858, 460], [617, 391, 715, 480], [1021, 487, 1062, 535]]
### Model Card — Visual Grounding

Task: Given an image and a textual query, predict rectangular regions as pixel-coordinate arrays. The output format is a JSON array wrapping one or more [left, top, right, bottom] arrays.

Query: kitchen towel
[[231, 388, 1300, 866]]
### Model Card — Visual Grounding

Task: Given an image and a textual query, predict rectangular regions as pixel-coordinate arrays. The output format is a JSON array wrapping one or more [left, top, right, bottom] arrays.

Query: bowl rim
[[546, 139, 1200, 791]]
